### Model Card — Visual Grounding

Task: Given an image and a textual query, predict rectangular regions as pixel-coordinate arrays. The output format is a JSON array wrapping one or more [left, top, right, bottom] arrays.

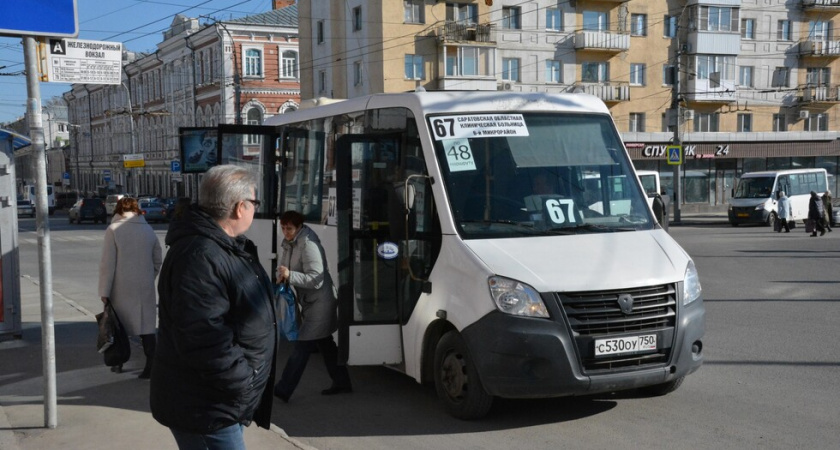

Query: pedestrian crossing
[[18, 235, 103, 245]]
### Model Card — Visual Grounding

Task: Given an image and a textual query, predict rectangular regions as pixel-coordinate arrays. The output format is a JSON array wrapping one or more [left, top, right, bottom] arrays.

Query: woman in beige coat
[[98, 197, 162, 378]]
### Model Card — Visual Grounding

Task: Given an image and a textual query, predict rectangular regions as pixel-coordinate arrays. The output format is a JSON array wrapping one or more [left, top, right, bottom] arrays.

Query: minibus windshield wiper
[[544, 223, 635, 234]]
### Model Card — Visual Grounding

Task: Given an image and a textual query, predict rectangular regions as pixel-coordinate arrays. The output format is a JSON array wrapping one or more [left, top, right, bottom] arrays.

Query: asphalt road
[[16, 215, 840, 450]]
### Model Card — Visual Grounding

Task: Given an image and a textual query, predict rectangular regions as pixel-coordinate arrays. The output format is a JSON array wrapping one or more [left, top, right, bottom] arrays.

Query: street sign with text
[[43, 38, 122, 84], [123, 154, 145, 168], [0, 0, 78, 38]]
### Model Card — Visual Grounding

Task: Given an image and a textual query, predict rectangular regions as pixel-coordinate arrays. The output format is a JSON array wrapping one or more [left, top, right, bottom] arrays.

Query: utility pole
[[672, 24, 684, 223]]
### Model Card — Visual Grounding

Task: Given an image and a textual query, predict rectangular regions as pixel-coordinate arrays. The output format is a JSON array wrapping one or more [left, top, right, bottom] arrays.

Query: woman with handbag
[[98, 197, 162, 377], [273, 210, 352, 402]]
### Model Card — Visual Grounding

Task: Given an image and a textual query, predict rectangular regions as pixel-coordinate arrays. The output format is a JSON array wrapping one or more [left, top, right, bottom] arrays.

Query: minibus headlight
[[488, 276, 549, 318], [683, 260, 702, 306], [754, 204, 765, 211]]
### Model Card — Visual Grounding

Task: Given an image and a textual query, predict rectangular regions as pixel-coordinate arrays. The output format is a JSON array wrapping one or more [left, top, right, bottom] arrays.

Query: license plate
[[736, 213, 749, 218], [594, 334, 656, 356]]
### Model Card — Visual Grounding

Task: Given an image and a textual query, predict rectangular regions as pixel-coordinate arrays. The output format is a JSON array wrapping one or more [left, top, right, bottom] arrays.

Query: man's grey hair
[[199, 165, 258, 221]]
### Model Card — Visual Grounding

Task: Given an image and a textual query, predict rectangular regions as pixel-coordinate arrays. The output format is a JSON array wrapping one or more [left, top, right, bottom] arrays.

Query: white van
[[728, 168, 828, 226], [219, 91, 705, 418]]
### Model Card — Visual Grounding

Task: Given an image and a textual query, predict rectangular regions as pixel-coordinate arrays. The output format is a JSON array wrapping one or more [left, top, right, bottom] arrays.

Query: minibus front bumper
[[460, 300, 705, 398], [728, 206, 770, 225]]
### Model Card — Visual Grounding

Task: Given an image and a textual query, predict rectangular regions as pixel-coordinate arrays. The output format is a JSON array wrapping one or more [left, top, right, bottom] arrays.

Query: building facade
[[298, 0, 840, 213], [63, 2, 300, 199]]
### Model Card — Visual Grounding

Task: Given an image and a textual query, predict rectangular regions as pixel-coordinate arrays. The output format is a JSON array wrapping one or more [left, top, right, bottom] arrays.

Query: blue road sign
[[667, 145, 683, 165], [171, 160, 181, 172], [0, 0, 79, 38]]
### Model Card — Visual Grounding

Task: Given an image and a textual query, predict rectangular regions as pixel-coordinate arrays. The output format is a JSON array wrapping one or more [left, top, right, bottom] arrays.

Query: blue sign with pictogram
[[0, 0, 78, 38], [666, 145, 683, 165], [171, 160, 181, 172]]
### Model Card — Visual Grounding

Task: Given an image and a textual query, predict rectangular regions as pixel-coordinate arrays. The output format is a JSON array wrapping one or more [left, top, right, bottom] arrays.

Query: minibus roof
[[740, 168, 827, 178]]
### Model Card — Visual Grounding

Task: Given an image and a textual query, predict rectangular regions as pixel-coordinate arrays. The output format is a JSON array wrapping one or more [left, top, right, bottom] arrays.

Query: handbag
[[95, 301, 131, 367], [275, 283, 299, 341], [806, 219, 816, 233]]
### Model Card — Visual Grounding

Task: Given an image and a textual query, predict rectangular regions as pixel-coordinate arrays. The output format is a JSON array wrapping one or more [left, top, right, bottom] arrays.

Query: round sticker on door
[[377, 241, 399, 260]]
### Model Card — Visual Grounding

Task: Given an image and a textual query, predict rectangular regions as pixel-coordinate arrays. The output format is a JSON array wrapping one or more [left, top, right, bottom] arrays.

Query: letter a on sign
[[667, 145, 683, 165]]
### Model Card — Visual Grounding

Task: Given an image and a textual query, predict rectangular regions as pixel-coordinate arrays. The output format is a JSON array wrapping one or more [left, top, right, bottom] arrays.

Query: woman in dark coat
[[808, 191, 826, 237], [274, 210, 352, 402]]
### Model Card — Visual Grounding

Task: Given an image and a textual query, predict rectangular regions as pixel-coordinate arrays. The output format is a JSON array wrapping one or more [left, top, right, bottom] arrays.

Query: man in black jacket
[[151, 165, 277, 449]]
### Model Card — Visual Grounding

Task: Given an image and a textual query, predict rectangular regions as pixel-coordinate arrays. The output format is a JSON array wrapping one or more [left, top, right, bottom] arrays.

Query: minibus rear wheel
[[434, 331, 493, 420]]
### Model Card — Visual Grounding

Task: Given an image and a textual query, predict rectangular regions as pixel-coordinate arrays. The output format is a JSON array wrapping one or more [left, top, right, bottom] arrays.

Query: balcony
[[576, 83, 630, 103], [799, 40, 840, 57], [685, 78, 737, 103], [436, 21, 496, 44], [801, 85, 840, 103], [686, 32, 741, 55], [803, 0, 840, 10], [574, 31, 630, 53]]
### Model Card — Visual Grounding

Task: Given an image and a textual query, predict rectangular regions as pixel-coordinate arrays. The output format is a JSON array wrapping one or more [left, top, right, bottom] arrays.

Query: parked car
[[140, 200, 168, 223], [17, 199, 35, 218], [55, 192, 79, 210], [105, 194, 128, 216], [68, 198, 107, 224]]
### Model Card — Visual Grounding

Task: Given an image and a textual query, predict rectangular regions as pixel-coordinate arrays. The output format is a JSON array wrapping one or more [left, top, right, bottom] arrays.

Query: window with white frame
[[280, 50, 298, 79], [502, 7, 521, 29], [777, 20, 791, 40], [739, 66, 754, 87], [583, 11, 608, 31], [582, 62, 609, 82], [693, 55, 736, 81], [502, 58, 520, 81], [631, 14, 647, 36], [629, 113, 645, 132], [806, 67, 830, 85], [405, 0, 424, 24], [445, 46, 492, 76], [737, 113, 752, 132], [772, 66, 790, 87], [806, 113, 828, 131], [696, 6, 739, 32], [405, 54, 424, 80], [741, 19, 755, 39], [317, 21, 324, 44], [773, 113, 786, 131], [353, 6, 362, 31], [244, 48, 262, 77], [694, 112, 720, 132], [246, 108, 262, 145], [664, 15, 677, 38], [545, 60, 562, 83], [354, 61, 363, 86], [662, 64, 675, 85], [630, 63, 646, 85], [546, 8, 562, 31], [809, 21, 830, 41], [447, 3, 478, 25]]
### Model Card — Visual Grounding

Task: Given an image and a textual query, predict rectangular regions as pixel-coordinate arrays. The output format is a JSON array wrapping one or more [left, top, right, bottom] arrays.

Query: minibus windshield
[[430, 112, 653, 239], [733, 176, 774, 199]]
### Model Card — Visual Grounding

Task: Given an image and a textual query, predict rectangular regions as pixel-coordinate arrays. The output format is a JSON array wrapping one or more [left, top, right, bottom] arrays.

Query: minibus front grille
[[555, 284, 677, 373]]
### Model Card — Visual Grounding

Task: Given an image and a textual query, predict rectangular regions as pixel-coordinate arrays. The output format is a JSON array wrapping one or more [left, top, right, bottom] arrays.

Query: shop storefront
[[627, 139, 840, 214]]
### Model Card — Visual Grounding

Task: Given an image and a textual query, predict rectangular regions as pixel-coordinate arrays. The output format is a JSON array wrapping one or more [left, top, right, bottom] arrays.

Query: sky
[[0, 0, 278, 125]]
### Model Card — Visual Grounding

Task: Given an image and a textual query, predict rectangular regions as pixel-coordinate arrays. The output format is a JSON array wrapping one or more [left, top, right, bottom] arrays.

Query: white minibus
[[217, 91, 705, 419], [728, 168, 828, 227]]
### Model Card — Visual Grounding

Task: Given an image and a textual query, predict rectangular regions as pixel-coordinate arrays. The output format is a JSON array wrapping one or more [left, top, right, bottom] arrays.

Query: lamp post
[[120, 82, 138, 194]]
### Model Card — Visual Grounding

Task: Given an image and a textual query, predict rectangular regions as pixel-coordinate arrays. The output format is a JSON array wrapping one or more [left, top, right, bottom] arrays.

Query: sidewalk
[[0, 275, 313, 450]]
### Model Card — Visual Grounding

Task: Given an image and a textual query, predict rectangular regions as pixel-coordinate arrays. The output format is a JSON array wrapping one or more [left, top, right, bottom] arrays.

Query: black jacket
[[150, 205, 277, 433]]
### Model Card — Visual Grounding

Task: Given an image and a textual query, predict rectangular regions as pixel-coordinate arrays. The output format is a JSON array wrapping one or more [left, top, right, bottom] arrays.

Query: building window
[[772, 66, 790, 87], [319, 70, 326, 93], [739, 66, 754, 87], [582, 62, 609, 82], [353, 6, 362, 31], [777, 20, 791, 41], [545, 60, 562, 83], [583, 11, 608, 31], [630, 63, 646, 86], [773, 113, 786, 131], [354, 61, 363, 86], [664, 15, 677, 38], [405, 0, 424, 24], [447, 2, 477, 25], [662, 113, 675, 133], [405, 54, 424, 80], [810, 21, 830, 41], [737, 113, 752, 132], [806, 114, 828, 131], [502, 58, 520, 81], [246, 108, 262, 145], [694, 113, 720, 132], [694, 55, 736, 81], [280, 50, 298, 79], [697, 6, 738, 32], [502, 7, 522, 29], [741, 19, 755, 39], [662, 64, 675, 85], [317, 21, 324, 44], [631, 14, 647, 36], [445, 46, 492, 77], [244, 48, 262, 77], [629, 113, 645, 132], [546, 8, 562, 31], [806, 67, 830, 85]]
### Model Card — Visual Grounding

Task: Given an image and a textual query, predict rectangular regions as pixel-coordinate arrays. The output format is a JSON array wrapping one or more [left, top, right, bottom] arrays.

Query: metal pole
[[23, 36, 57, 429], [672, 25, 683, 223], [121, 82, 137, 194]]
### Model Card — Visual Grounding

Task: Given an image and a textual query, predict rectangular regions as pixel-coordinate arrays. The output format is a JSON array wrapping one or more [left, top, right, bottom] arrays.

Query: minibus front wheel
[[434, 331, 493, 420]]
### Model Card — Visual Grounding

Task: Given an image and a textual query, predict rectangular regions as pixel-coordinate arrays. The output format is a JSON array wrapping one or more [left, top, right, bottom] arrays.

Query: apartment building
[[299, 0, 840, 212], [63, 2, 300, 198]]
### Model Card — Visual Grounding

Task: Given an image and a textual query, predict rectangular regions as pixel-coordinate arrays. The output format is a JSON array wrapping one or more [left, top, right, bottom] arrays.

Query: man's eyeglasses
[[244, 199, 261, 208]]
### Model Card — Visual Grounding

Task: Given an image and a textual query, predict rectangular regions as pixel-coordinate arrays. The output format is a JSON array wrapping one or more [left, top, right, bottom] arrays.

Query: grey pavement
[[0, 274, 314, 450]]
